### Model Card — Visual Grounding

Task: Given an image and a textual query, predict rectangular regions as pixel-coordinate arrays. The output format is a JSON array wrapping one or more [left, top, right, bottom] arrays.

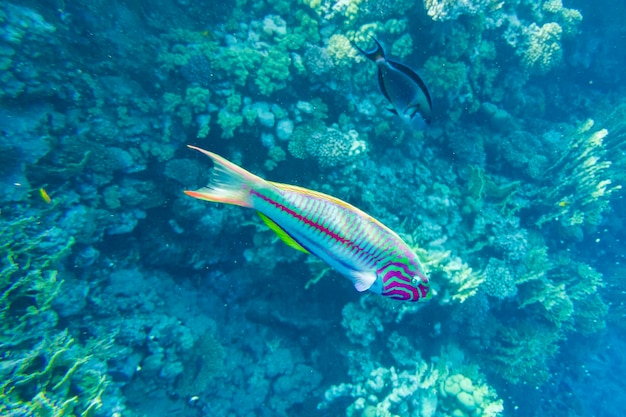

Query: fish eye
[[410, 276, 419, 286]]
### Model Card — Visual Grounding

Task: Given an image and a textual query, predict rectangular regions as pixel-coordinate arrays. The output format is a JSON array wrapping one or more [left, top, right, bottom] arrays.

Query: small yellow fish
[[39, 188, 52, 204], [558, 200, 570, 207]]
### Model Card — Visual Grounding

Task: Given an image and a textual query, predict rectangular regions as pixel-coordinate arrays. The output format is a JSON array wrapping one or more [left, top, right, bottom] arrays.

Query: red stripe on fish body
[[183, 146, 429, 302], [247, 183, 429, 301]]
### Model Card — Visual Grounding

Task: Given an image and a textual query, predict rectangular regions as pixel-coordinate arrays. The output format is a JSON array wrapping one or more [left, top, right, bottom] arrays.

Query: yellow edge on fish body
[[184, 146, 430, 302]]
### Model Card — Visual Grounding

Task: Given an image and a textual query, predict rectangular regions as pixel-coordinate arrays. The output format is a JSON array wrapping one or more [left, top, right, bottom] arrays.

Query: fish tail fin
[[184, 145, 264, 208], [352, 37, 385, 62]]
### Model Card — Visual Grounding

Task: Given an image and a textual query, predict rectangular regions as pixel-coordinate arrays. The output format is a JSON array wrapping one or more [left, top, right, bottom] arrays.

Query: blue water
[[1, 0, 624, 416]]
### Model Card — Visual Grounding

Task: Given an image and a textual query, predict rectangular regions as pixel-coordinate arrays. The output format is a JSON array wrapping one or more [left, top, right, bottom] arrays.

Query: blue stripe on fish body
[[253, 188, 374, 260], [184, 147, 430, 302], [247, 185, 429, 301]]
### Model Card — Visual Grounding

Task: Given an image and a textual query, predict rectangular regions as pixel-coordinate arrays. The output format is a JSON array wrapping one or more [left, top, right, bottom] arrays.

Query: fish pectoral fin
[[404, 104, 421, 117], [351, 271, 377, 292], [385, 107, 398, 115], [257, 212, 310, 254]]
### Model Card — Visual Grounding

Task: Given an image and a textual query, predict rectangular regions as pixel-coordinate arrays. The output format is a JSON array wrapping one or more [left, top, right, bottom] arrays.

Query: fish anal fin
[[257, 212, 310, 254], [352, 271, 377, 292]]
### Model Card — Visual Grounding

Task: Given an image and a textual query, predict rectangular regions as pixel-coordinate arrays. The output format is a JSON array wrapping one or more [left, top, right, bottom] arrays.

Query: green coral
[[422, 56, 469, 97], [255, 49, 291, 96], [0, 214, 109, 416], [264, 145, 287, 171], [185, 86, 211, 113], [390, 34, 413, 59], [277, 32, 307, 51], [422, 55, 477, 119], [216, 93, 244, 138], [213, 46, 263, 86], [294, 10, 320, 44], [157, 29, 218, 72], [217, 110, 243, 139]]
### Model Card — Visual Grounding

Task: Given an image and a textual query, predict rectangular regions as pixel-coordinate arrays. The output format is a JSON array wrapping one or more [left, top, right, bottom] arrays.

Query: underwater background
[[1, 0, 625, 416]]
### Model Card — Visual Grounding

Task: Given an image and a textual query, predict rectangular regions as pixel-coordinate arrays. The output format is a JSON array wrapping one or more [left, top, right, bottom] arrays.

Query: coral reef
[[424, 0, 503, 22], [533, 120, 621, 230], [1, 0, 621, 415], [0, 212, 118, 415], [288, 121, 368, 167], [319, 343, 503, 417], [519, 22, 564, 74]]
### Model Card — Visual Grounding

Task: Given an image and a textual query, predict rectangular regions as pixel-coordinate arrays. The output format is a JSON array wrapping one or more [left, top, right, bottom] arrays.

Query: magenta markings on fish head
[[376, 259, 430, 302]]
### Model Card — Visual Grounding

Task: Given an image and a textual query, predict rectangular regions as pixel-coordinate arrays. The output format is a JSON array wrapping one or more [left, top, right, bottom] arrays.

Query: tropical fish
[[184, 146, 430, 302], [39, 187, 52, 204], [353, 38, 432, 130]]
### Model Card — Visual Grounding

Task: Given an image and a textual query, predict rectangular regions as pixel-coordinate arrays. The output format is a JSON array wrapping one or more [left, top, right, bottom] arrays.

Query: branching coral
[[156, 29, 219, 73], [600, 101, 626, 187], [412, 247, 486, 304], [534, 120, 621, 229], [518, 248, 608, 334], [0, 213, 110, 415], [0, 331, 108, 416], [487, 319, 562, 385]]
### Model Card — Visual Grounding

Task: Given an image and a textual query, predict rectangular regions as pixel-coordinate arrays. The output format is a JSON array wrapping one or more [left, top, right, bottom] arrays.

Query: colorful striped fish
[[184, 146, 430, 302]]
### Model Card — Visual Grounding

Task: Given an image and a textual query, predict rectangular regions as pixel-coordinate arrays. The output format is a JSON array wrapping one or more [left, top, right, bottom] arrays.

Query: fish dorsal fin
[[257, 211, 310, 254], [271, 182, 365, 215], [352, 271, 377, 292]]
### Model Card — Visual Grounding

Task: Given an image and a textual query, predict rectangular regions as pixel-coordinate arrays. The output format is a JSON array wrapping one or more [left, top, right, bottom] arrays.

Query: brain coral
[[482, 257, 518, 299], [288, 121, 367, 168]]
